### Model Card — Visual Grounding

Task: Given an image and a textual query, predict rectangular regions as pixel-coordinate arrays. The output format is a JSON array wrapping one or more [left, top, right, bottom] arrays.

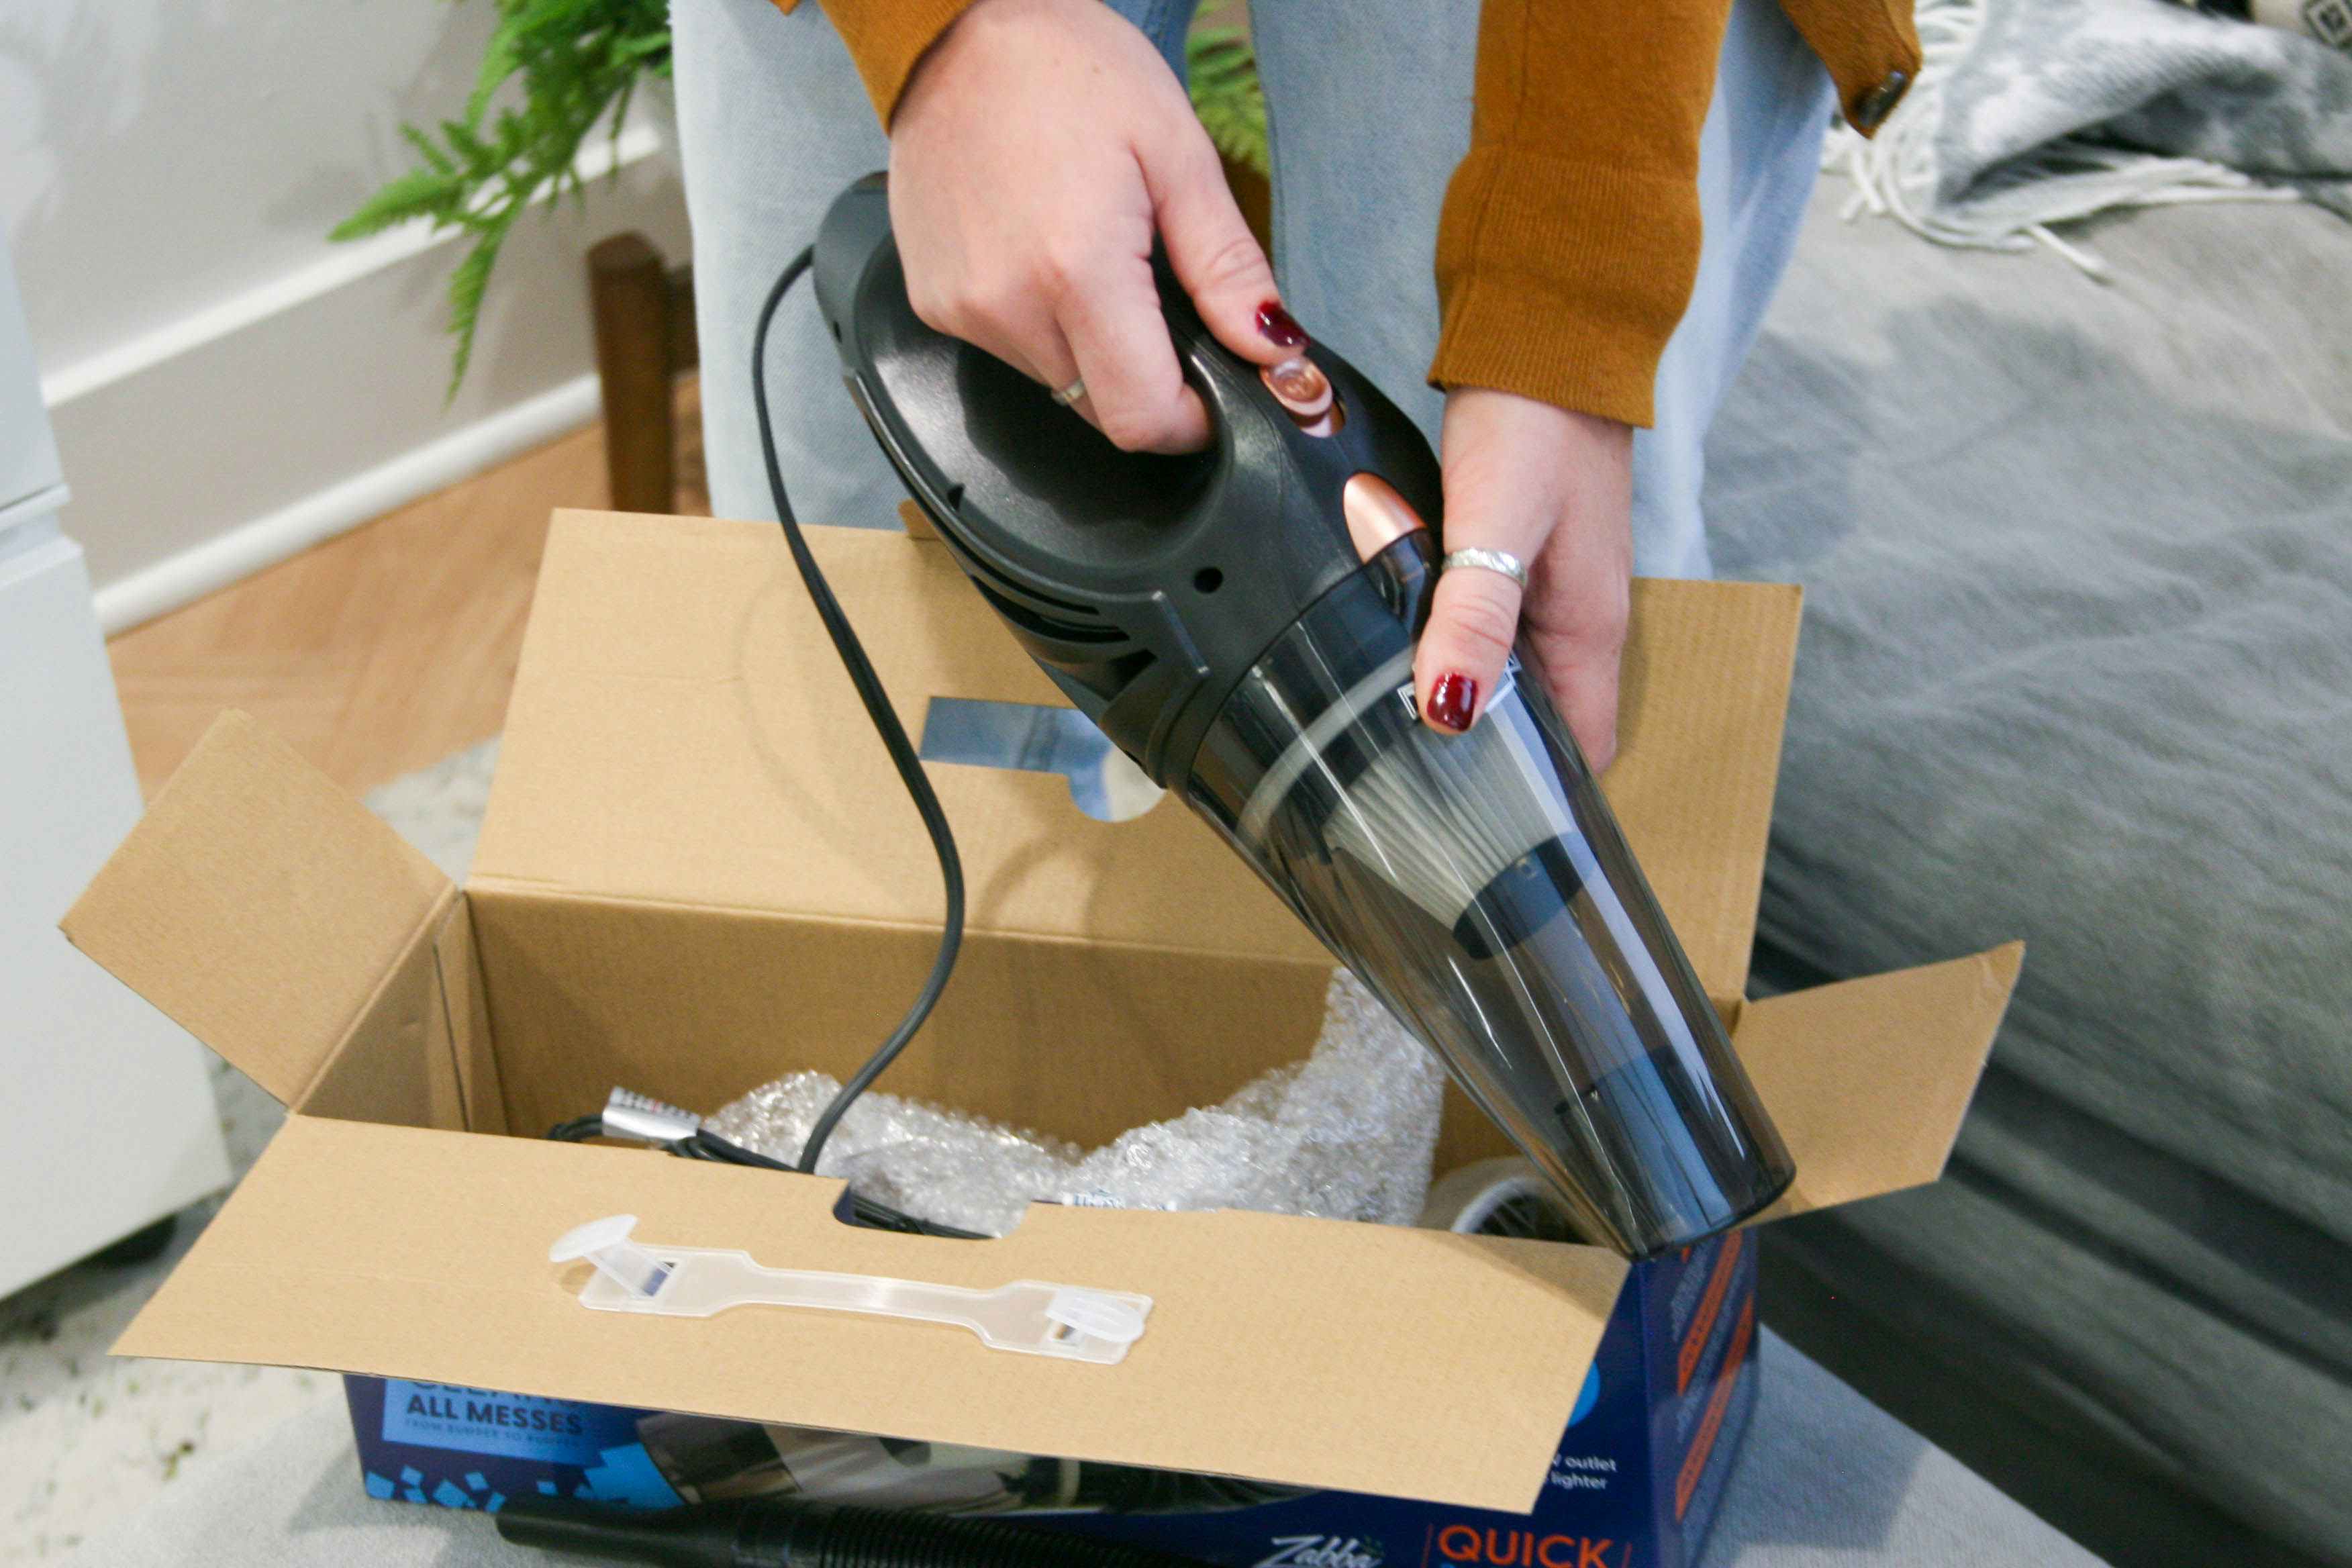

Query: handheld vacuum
[[797, 175, 1794, 1258]]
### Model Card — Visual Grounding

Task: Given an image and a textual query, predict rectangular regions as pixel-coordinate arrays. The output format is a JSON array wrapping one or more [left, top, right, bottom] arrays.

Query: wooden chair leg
[[588, 233, 675, 513]]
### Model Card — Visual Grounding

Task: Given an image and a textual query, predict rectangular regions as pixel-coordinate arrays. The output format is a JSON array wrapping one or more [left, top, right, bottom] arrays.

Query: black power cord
[[548, 1114, 791, 1173], [541, 246, 971, 1234], [547, 1109, 985, 1240], [749, 246, 967, 1179]]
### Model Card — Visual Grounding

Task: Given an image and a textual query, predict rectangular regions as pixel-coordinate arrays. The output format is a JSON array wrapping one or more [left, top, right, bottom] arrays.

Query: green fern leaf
[[399, 123, 458, 177], [330, 166, 469, 241], [613, 28, 671, 64], [443, 236, 503, 397], [330, 0, 790, 391], [440, 116, 495, 166], [466, 25, 522, 124], [1187, 28, 1269, 176]]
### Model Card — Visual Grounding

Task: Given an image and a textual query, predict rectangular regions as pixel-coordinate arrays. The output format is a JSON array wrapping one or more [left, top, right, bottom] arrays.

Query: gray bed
[[1705, 183, 2352, 1567]]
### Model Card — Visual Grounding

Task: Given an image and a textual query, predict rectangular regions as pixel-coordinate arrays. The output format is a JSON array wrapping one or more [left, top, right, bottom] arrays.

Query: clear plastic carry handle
[[548, 1215, 1153, 1365]]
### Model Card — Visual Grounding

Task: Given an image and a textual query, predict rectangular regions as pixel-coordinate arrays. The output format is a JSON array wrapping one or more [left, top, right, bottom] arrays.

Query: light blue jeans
[[670, 0, 1833, 580]]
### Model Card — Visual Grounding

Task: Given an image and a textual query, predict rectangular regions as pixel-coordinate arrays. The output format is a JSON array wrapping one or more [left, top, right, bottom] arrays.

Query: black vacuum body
[[812, 175, 1794, 1257]]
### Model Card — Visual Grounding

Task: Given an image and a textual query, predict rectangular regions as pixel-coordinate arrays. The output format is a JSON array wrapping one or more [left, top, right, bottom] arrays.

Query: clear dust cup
[[1187, 565, 1796, 1258]]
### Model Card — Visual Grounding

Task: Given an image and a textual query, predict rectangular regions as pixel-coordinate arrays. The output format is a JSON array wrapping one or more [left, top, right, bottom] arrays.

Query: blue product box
[[348, 1230, 1760, 1568]]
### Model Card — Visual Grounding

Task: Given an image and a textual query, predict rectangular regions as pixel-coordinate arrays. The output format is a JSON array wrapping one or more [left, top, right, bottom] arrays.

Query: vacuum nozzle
[[494, 1496, 1216, 1567]]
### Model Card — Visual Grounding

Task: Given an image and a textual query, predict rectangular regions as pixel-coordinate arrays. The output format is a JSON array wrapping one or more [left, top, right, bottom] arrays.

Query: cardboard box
[[338, 1226, 1760, 1568], [63, 513, 2020, 1549]]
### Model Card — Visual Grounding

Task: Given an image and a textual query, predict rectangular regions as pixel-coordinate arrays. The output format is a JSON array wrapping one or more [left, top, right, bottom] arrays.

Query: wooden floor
[[108, 383, 709, 797]]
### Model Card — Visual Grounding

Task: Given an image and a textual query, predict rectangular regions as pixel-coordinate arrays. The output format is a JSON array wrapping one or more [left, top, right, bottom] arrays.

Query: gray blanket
[[1826, 0, 2352, 262], [1706, 171, 2352, 1565]]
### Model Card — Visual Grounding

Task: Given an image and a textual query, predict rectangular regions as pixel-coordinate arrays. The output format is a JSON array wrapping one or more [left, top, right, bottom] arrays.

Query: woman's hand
[[1415, 388, 1635, 769], [888, 0, 1297, 454]]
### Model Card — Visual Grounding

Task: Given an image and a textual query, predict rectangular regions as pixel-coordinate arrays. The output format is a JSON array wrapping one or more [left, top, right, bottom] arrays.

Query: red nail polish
[[1426, 672, 1479, 732], [1256, 301, 1307, 350]]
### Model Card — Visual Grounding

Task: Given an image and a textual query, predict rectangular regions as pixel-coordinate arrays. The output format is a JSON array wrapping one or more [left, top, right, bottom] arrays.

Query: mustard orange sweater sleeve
[[777, 0, 1732, 428], [769, 0, 982, 126], [1428, 0, 1733, 427]]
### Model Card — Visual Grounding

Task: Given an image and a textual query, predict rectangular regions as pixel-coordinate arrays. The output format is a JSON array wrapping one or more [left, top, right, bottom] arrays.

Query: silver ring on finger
[[1442, 547, 1528, 590], [1050, 377, 1088, 407]]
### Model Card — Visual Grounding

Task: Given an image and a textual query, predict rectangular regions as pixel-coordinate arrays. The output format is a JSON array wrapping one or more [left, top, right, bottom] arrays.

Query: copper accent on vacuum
[[1341, 472, 1428, 563], [1262, 356, 1342, 434]]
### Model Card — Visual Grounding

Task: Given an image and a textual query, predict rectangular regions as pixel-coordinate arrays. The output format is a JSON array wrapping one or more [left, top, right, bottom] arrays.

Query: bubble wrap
[[705, 969, 1445, 1236]]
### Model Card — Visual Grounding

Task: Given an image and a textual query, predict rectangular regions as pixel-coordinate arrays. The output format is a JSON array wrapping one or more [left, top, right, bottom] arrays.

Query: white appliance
[[0, 244, 230, 1296]]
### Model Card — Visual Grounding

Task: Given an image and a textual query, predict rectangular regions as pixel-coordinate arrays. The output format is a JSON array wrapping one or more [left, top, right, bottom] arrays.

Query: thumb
[[1146, 136, 1293, 366], [1415, 397, 1564, 737], [1413, 556, 1526, 737]]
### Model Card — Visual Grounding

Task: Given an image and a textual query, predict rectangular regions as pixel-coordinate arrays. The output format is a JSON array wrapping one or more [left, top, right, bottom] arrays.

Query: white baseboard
[[92, 373, 600, 634], [44, 126, 666, 412], [53, 124, 691, 631]]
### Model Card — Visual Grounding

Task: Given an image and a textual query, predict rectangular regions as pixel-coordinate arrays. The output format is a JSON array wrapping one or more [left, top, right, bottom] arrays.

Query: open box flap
[[1736, 942, 2026, 1220], [477, 513, 1798, 1000], [116, 1116, 1628, 1514], [60, 712, 453, 1108]]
